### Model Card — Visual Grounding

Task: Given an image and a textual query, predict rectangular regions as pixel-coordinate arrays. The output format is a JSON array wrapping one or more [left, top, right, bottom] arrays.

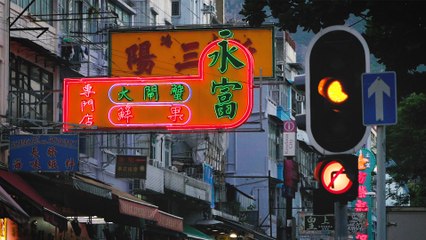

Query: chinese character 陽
[[125, 41, 156, 75]]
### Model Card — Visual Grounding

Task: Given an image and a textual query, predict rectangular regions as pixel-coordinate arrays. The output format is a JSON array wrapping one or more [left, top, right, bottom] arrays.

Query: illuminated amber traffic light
[[318, 77, 348, 106], [306, 26, 371, 154]]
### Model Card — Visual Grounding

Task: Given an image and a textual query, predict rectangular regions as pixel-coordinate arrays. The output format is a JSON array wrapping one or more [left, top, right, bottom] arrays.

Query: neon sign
[[63, 29, 254, 132]]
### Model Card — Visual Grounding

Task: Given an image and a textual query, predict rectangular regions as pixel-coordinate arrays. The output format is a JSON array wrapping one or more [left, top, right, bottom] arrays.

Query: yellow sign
[[109, 27, 274, 78], [64, 29, 254, 131]]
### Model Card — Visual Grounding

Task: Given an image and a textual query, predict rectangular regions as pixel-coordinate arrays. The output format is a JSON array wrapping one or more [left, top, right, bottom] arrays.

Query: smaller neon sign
[[63, 29, 254, 131]]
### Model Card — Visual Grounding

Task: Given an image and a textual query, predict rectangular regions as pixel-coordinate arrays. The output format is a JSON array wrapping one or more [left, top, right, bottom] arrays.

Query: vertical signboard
[[283, 120, 296, 156], [9, 135, 79, 172]]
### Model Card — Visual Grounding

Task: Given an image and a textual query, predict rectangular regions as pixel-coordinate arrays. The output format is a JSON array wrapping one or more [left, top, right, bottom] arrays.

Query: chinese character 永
[[208, 29, 245, 73]]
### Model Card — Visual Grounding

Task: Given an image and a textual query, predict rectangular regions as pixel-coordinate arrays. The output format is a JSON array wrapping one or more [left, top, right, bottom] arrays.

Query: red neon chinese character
[[65, 158, 76, 170], [355, 199, 369, 212], [168, 106, 185, 122], [358, 171, 367, 185], [117, 106, 134, 123], [80, 84, 95, 97], [30, 159, 41, 170], [358, 185, 368, 199], [12, 159, 23, 170], [32, 147, 40, 159], [47, 159, 58, 169], [356, 233, 368, 240], [81, 99, 95, 112], [79, 114, 94, 126], [47, 146, 57, 158]]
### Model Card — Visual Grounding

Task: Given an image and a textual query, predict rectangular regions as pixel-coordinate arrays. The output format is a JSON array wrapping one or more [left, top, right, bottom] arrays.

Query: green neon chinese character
[[211, 77, 242, 119], [118, 86, 133, 101], [144, 85, 159, 101], [208, 29, 245, 73], [170, 84, 185, 101]]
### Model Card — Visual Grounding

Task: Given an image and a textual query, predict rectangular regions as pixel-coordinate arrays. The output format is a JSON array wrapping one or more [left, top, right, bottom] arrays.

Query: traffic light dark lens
[[318, 77, 348, 105]]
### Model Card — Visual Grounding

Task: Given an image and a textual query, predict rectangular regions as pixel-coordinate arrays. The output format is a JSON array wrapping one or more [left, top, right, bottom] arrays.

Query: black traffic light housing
[[306, 26, 371, 154], [313, 154, 359, 215]]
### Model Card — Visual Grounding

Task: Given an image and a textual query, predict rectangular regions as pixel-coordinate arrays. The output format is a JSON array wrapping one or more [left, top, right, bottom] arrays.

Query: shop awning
[[0, 184, 29, 224], [216, 216, 275, 240], [155, 210, 183, 233], [0, 170, 67, 230], [74, 174, 183, 233], [184, 224, 214, 240], [72, 175, 112, 199]]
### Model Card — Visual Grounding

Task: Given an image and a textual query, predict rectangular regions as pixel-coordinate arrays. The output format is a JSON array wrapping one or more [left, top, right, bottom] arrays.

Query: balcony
[[164, 167, 211, 202]]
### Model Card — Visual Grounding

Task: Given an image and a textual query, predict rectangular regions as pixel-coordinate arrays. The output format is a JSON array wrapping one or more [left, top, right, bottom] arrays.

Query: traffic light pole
[[376, 126, 387, 240], [334, 201, 348, 240]]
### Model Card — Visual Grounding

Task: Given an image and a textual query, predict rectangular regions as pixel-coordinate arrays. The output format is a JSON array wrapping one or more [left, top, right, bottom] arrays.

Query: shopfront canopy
[[0, 184, 29, 224], [0, 170, 67, 230]]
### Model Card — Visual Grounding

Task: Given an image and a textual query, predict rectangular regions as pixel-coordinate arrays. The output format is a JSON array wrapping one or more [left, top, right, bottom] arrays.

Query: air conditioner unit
[[169, 166, 178, 172], [153, 161, 161, 168]]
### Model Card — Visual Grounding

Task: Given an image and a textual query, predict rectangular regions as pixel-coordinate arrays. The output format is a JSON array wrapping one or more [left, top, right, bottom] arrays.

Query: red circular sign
[[321, 160, 353, 194]]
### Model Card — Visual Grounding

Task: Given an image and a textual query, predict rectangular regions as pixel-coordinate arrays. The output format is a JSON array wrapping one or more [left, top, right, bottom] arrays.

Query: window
[[268, 120, 282, 162], [172, 0, 180, 16], [9, 54, 53, 126], [11, 0, 54, 24]]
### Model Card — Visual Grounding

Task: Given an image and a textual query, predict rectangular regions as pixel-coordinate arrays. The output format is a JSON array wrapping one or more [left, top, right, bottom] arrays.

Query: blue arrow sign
[[362, 72, 397, 125]]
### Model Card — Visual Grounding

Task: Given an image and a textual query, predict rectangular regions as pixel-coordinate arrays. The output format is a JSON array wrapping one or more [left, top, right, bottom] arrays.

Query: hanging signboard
[[109, 26, 274, 78], [9, 134, 79, 172], [115, 155, 147, 179], [63, 29, 254, 131]]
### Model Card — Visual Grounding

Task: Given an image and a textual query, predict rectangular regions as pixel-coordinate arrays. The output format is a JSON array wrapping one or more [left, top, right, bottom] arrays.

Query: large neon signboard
[[63, 29, 254, 132], [110, 27, 273, 78]]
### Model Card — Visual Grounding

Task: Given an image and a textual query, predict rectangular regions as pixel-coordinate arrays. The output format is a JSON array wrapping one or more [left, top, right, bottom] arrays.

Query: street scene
[[0, 1, 425, 240]]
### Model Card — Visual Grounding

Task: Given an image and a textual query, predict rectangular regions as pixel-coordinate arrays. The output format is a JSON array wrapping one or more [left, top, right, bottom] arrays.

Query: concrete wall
[[387, 207, 426, 240]]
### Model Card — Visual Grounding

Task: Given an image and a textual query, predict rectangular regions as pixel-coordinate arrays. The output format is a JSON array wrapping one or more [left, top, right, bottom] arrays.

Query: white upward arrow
[[368, 77, 391, 121]]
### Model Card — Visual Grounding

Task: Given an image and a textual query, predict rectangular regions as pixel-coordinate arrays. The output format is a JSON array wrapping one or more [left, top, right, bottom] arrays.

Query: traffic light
[[315, 154, 359, 206], [306, 26, 371, 154]]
